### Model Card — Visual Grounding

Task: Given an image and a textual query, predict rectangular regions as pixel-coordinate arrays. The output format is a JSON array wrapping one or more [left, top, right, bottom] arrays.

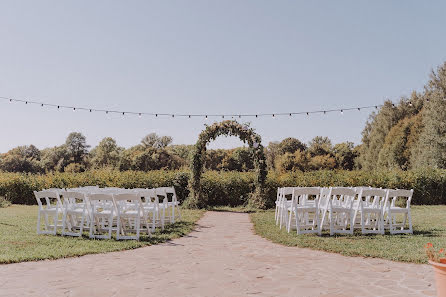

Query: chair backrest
[[62, 191, 86, 204], [328, 187, 357, 209], [137, 189, 158, 205], [88, 193, 114, 213], [164, 187, 178, 202], [387, 189, 413, 208], [292, 187, 321, 206], [113, 193, 142, 216], [34, 190, 62, 210], [155, 188, 168, 204], [358, 188, 387, 209]]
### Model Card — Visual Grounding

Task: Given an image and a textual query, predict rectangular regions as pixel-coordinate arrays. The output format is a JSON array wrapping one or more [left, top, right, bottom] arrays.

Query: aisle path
[[0, 212, 435, 297]]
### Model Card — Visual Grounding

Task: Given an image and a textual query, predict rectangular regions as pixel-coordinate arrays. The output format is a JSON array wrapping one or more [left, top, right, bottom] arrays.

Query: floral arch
[[184, 120, 268, 209]]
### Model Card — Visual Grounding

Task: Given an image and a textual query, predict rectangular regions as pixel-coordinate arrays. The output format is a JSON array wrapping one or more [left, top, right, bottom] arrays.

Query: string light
[[0, 95, 423, 120]]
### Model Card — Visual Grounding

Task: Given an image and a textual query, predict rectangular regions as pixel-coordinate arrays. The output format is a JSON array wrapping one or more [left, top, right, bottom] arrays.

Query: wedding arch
[[184, 120, 268, 209]]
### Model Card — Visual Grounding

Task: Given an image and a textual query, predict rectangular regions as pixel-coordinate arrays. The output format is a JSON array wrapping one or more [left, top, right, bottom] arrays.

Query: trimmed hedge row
[[1, 168, 446, 208]]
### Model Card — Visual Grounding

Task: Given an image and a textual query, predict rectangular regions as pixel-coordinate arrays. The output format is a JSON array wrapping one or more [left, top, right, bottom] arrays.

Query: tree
[[266, 141, 280, 170], [377, 114, 423, 170], [308, 154, 336, 170], [275, 150, 309, 172], [333, 142, 357, 170], [308, 136, 332, 157], [40, 145, 70, 172], [0, 145, 43, 173], [65, 132, 90, 164], [90, 137, 123, 169], [278, 137, 306, 154], [411, 63, 446, 168], [141, 133, 173, 149]]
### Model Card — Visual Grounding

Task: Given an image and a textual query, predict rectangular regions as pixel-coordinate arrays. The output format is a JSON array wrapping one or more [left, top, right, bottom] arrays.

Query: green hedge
[[1, 168, 446, 208]]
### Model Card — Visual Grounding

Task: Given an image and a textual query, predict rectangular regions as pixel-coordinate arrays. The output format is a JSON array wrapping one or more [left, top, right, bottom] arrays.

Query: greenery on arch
[[184, 120, 268, 209]]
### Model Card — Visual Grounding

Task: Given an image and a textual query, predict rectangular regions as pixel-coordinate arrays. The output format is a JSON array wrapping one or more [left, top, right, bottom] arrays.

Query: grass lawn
[[0, 205, 204, 264], [250, 205, 446, 264]]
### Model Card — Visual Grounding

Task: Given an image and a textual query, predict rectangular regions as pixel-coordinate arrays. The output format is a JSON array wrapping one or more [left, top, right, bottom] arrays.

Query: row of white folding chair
[[35, 186, 182, 239], [277, 186, 413, 235]]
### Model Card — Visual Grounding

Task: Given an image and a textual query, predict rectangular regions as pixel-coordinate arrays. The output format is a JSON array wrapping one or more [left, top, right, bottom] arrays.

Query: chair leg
[[61, 210, 67, 235], [36, 211, 41, 234], [407, 210, 413, 234]]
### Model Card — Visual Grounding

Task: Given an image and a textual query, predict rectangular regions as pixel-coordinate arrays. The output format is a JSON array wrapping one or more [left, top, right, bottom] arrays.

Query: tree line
[[0, 132, 358, 173]]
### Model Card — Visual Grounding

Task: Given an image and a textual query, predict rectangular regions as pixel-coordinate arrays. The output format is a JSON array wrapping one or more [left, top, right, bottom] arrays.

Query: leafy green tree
[[266, 141, 280, 170], [0, 145, 43, 173], [308, 136, 332, 157], [90, 137, 123, 169], [275, 150, 309, 172], [65, 132, 90, 164], [377, 114, 423, 170], [333, 142, 357, 170], [40, 145, 70, 172], [278, 137, 306, 154], [411, 63, 446, 168], [308, 154, 336, 170], [141, 133, 173, 149]]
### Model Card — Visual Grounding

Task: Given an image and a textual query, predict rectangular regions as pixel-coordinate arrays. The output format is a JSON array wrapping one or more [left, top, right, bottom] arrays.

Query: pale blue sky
[[1, 1, 445, 152]]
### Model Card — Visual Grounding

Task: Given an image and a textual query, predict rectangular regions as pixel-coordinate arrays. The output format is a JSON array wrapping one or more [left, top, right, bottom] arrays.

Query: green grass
[[0, 205, 204, 264], [250, 205, 446, 264]]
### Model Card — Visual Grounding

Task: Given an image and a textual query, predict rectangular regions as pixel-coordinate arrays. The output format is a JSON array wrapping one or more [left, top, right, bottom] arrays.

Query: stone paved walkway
[[0, 211, 436, 297]]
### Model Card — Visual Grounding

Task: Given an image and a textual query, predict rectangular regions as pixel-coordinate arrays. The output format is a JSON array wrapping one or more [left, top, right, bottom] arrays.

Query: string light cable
[[0, 95, 392, 119]]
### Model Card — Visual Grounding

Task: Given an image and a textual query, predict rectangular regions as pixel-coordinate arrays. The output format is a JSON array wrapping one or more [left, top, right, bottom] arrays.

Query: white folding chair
[[113, 193, 148, 240], [287, 187, 321, 235], [320, 187, 356, 235], [155, 188, 169, 230], [355, 188, 386, 234], [160, 187, 181, 223], [279, 187, 295, 229], [61, 191, 89, 237], [34, 190, 63, 235], [385, 189, 414, 234], [88, 193, 115, 239], [136, 189, 158, 232]]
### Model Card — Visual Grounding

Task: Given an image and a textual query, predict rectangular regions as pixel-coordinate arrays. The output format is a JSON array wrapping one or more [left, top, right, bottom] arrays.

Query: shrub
[[1, 168, 446, 208]]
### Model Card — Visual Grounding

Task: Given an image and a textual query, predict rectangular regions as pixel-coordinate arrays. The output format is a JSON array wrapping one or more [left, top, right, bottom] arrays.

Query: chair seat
[[122, 210, 139, 216], [389, 207, 408, 213]]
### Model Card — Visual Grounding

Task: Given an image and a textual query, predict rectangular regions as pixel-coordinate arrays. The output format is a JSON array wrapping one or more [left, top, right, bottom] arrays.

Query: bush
[[1, 168, 446, 208]]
